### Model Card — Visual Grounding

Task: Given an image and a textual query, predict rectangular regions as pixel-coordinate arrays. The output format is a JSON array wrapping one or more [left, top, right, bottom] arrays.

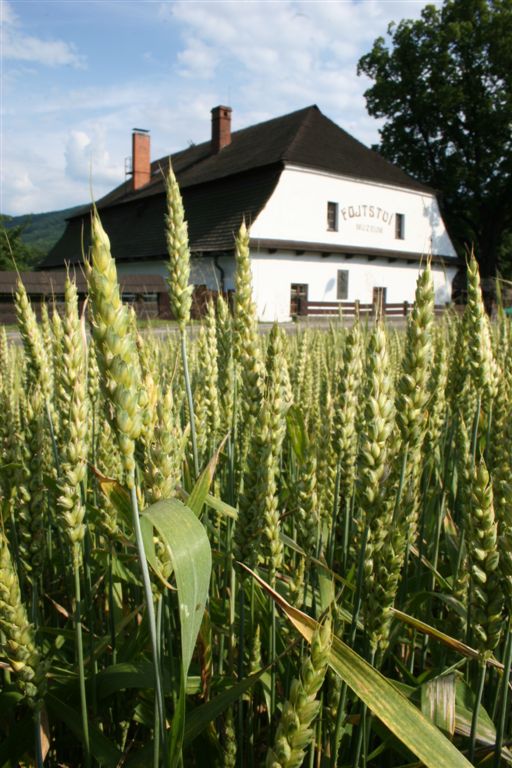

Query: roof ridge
[[281, 105, 319, 160], [151, 104, 319, 170], [230, 104, 317, 141], [144, 106, 315, 180]]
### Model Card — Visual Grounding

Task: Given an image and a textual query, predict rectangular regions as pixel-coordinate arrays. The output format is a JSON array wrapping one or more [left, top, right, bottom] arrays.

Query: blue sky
[[1, 0, 431, 215]]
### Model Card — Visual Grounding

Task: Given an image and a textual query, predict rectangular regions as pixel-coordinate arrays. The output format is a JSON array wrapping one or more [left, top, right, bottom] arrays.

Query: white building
[[45, 105, 459, 321]]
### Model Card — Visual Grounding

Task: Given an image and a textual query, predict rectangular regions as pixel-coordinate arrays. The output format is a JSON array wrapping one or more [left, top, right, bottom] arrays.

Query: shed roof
[[0, 270, 167, 295]]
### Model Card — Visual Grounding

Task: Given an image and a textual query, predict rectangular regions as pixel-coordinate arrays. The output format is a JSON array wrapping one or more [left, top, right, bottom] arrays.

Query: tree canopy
[[358, 0, 512, 279], [0, 216, 44, 270]]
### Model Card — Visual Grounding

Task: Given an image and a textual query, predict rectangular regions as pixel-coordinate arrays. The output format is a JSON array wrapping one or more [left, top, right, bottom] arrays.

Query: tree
[[0, 216, 43, 270], [358, 0, 512, 281]]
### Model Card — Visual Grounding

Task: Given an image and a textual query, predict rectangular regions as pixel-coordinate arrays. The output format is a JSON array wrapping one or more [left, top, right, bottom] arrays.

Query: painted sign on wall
[[340, 205, 394, 224]]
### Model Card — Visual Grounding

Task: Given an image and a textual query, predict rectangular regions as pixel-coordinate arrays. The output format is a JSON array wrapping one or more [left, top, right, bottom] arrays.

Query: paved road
[[3, 315, 412, 345]]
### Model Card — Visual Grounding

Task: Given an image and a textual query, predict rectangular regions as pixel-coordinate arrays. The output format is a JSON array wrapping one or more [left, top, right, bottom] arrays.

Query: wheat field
[[0, 172, 511, 768]]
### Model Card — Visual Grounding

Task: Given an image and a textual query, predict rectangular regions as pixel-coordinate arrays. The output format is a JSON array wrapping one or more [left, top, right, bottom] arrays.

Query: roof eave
[[249, 238, 462, 266]]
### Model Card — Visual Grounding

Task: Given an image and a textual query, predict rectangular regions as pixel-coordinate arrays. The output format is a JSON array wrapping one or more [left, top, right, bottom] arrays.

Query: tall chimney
[[132, 129, 151, 190], [211, 106, 232, 152]]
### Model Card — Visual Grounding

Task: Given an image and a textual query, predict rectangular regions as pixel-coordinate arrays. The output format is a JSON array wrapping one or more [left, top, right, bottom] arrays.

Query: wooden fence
[[302, 299, 461, 318], [1, 270, 465, 325]]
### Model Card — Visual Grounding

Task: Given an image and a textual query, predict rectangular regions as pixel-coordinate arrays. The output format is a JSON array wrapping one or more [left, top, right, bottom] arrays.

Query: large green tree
[[0, 216, 43, 270], [358, 0, 512, 279]]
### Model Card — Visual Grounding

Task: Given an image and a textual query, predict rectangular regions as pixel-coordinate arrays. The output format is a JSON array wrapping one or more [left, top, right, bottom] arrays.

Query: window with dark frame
[[337, 269, 349, 300], [327, 202, 338, 231], [395, 213, 405, 239]]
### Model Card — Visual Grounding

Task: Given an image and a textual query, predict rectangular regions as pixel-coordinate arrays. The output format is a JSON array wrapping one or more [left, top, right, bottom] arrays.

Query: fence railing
[[302, 299, 461, 318], [0, 270, 464, 325]]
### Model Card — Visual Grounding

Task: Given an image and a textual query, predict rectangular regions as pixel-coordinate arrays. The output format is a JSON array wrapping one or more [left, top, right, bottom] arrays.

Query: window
[[337, 270, 349, 300], [395, 213, 405, 239], [327, 202, 338, 231]]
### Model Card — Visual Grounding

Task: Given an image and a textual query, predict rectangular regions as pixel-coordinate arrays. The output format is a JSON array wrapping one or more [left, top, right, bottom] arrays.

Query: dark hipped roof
[[89, 105, 432, 210], [44, 105, 433, 267]]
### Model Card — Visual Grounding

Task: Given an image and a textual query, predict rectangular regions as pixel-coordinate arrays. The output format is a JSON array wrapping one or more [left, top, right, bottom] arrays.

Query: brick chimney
[[132, 129, 150, 190], [211, 106, 232, 152]]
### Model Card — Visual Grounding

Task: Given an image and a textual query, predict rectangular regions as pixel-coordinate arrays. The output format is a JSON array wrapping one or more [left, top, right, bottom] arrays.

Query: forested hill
[[3, 205, 83, 252], [1, 205, 83, 269]]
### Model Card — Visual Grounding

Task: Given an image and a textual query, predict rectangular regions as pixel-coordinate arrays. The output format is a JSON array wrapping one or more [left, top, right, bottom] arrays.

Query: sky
[[1, 0, 433, 216]]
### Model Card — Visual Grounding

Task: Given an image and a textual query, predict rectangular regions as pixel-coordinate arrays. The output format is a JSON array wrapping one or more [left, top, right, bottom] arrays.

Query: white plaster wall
[[250, 166, 457, 258], [117, 260, 168, 277], [250, 252, 457, 322]]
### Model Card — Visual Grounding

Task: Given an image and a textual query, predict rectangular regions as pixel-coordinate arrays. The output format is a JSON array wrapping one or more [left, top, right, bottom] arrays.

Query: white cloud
[[0, 0, 17, 26], [165, 0, 421, 139], [1, 120, 125, 215], [1, 0, 435, 215], [177, 37, 220, 79], [3, 170, 37, 214], [10, 170, 36, 194], [1, 0, 86, 68], [3, 31, 86, 68], [2, 139, 121, 215], [1, 158, 43, 215], [65, 129, 122, 186], [167, 0, 423, 111]]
